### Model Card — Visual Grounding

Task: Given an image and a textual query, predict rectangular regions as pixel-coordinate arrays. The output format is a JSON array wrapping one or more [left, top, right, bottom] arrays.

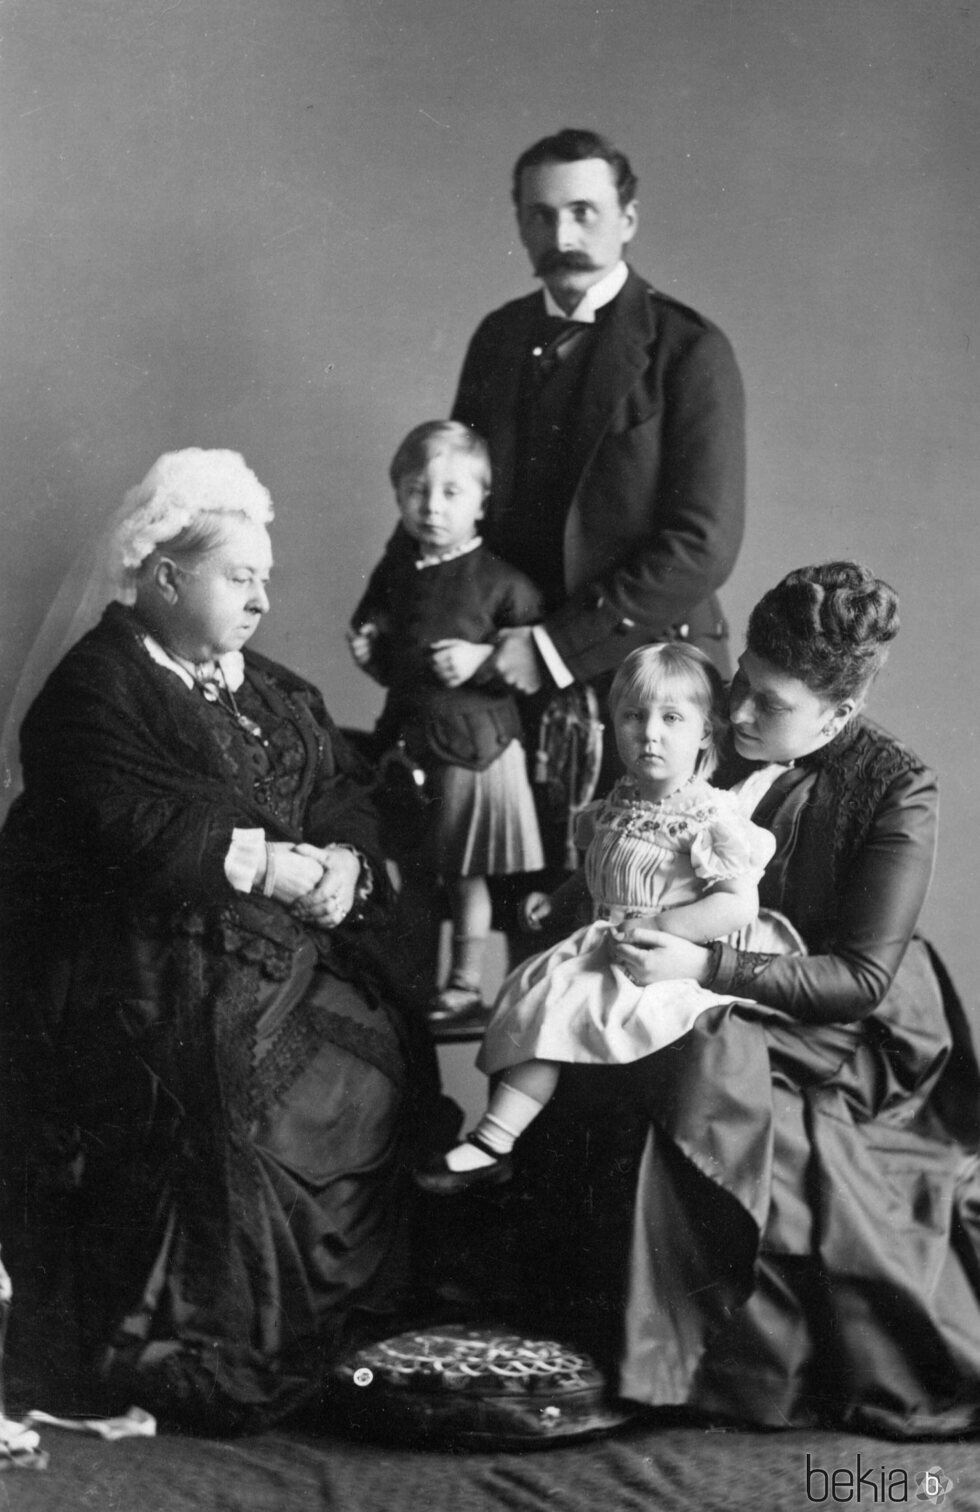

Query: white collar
[[142, 632, 246, 692], [731, 762, 793, 816], [542, 259, 629, 323], [415, 535, 483, 569]]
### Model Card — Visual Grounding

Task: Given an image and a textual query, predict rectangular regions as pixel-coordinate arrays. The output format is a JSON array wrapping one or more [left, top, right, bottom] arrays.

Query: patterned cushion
[[329, 1324, 635, 1449]]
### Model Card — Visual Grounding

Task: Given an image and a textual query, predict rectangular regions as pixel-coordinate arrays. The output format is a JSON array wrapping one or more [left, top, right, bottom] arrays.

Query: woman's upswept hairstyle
[[747, 562, 900, 705], [609, 642, 727, 778], [388, 420, 491, 493], [109, 449, 274, 588]]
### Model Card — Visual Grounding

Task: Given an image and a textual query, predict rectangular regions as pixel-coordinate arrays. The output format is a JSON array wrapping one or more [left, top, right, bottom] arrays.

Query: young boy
[[348, 421, 545, 1021]]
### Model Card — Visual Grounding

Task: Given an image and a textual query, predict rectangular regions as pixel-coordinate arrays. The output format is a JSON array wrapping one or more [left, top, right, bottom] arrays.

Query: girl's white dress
[[478, 774, 778, 1074]]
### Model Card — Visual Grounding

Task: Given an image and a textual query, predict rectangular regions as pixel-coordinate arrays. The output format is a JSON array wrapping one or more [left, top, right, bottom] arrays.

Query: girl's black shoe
[[413, 1134, 513, 1196]]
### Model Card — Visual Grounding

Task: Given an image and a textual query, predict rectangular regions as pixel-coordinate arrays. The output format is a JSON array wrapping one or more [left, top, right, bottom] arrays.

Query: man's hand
[[521, 891, 553, 932], [491, 626, 544, 694], [429, 639, 494, 688]]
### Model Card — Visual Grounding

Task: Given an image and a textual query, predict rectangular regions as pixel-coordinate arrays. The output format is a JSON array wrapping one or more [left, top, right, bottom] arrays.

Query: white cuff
[[225, 827, 267, 892], [531, 625, 575, 689]]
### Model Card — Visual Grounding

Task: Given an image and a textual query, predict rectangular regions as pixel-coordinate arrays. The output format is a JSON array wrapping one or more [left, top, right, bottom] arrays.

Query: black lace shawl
[[0, 602, 405, 1172]]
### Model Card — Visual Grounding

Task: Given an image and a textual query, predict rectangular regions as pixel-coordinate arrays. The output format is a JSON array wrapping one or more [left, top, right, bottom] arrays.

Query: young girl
[[348, 420, 545, 1021], [416, 642, 777, 1191]]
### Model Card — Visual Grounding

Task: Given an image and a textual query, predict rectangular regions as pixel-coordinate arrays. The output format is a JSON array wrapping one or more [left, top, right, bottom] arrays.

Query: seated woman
[[0, 449, 436, 1433], [514, 562, 980, 1438]]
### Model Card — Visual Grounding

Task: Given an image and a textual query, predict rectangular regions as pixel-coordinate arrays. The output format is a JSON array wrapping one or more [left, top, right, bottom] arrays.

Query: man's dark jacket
[[451, 267, 745, 681]]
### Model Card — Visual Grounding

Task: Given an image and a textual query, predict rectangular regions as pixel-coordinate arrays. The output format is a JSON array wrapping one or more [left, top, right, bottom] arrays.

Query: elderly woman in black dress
[[0, 449, 433, 1432], [517, 561, 980, 1438]]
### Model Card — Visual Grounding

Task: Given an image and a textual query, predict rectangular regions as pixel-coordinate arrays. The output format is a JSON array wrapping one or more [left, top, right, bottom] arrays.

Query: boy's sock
[[444, 1083, 546, 1172], [447, 933, 486, 991]]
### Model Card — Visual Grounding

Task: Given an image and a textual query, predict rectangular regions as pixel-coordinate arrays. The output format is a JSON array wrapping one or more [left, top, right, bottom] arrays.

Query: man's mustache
[[534, 250, 598, 275]]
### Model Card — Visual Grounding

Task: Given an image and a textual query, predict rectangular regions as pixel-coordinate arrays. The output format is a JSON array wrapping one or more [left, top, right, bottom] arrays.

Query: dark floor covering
[[6, 1180, 980, 1508], [6, 1416, 980, 1512], [6, 1322, 980, 1512]]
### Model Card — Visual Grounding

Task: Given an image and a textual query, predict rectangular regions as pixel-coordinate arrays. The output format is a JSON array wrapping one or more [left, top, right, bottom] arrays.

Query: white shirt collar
[[142, 632, 246, 692], [542, 259, 629, 323], [415, 535, 483, 569]]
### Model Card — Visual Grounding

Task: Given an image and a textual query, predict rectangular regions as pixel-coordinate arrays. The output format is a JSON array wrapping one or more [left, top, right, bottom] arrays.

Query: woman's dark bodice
[[711, 719, 937, 1023], [197, 666, 326, 831], [7, 603, 385, 919]]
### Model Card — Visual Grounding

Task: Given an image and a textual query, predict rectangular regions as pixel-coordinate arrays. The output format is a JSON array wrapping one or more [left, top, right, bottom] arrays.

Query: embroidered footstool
[[329, 1324, 635, 1450]]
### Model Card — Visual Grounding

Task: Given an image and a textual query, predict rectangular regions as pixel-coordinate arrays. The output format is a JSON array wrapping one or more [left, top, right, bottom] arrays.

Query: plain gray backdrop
[[2, 0, 978, 1003]]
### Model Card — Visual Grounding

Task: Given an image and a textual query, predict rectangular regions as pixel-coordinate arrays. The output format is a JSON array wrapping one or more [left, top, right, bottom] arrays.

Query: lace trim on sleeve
[[726, 951, 777, 997], [331, 845, 375, 921], [705, 940, 776, 997]]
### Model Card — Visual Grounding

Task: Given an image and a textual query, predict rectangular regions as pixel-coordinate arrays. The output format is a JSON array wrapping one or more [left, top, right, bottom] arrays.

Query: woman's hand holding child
[[611, 922, 711, 987]]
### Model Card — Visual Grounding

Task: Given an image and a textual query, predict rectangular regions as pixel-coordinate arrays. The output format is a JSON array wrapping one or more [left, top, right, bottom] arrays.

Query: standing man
[[402, 128, 747, 1013], [452, 127, 745, 711]]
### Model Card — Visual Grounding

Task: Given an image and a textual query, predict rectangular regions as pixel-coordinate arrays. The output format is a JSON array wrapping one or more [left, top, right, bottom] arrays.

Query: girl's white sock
[[445, 1083, 547, 1171]]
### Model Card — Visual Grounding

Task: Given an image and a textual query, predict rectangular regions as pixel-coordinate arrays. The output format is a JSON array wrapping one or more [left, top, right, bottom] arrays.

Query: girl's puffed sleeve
[[689, 805, 776, 885]]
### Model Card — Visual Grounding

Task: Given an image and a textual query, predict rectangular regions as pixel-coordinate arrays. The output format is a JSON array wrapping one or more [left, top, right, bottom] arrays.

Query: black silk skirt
[[63, 936, 413, 1433], [512, 940, 980, 1438]]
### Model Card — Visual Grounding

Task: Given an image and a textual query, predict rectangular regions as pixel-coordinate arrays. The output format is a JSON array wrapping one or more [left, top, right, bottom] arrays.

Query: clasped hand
[[608, 923, 711, 987], [428, 638, 494, 687], [264, 841, 360, 929]]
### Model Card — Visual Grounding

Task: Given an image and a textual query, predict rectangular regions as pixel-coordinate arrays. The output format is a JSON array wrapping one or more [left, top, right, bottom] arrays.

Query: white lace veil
[[0, 518, 131, 810], [0, 449, 275, 814]]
